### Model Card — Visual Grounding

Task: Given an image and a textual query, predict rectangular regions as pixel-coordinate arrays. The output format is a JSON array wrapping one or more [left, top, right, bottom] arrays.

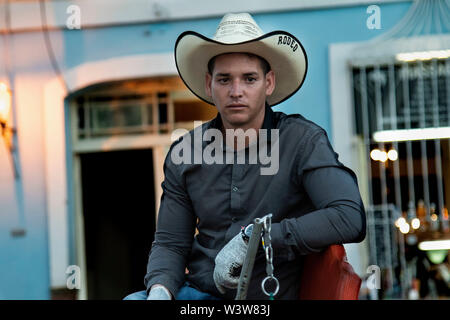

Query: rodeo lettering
[[277, 35, 298, 52]]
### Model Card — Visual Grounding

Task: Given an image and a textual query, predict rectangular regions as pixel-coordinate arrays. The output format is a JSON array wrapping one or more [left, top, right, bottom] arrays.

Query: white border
[[329, 41, 369, 277], [43, 75, 69, 289]]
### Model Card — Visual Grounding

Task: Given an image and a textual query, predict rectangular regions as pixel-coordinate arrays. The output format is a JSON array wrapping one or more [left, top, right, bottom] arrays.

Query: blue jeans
[[123, 282, 221, 300]]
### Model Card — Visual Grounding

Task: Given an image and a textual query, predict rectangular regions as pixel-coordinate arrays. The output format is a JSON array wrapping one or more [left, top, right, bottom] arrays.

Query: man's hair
[[207, 53, 271, 75]]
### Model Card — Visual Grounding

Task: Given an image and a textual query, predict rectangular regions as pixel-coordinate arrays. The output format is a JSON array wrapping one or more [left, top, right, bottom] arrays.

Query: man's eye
[[246, 77, 256, 83], [218, 78, 229, 84]]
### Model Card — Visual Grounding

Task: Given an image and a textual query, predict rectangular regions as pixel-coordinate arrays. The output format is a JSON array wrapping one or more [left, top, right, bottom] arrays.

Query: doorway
[[79, 148, 155, 299]]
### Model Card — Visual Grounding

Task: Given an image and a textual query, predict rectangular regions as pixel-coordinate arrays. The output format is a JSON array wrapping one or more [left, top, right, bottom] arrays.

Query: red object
[[298, 245, 361, 300]]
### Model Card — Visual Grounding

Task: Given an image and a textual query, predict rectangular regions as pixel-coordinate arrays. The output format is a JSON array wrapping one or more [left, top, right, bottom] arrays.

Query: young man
[[124, 13, 366, 300]]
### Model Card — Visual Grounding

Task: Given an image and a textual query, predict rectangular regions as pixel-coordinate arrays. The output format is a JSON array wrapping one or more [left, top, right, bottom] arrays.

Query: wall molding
[[65, 53, 177, 93], [2, 0, 411, 33]]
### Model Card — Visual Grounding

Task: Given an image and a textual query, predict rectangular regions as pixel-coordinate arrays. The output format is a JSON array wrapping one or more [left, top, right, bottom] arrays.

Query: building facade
[[3, 0, 447, 300]]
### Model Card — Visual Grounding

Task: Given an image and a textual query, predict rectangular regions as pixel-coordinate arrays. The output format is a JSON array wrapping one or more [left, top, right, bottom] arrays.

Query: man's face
[[205, 53, 275, 131]]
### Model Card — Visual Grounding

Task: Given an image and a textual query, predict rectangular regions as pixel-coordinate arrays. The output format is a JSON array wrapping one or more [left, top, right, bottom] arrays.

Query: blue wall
[[1, 1, 415, 299], [63, 2, 412, 136]]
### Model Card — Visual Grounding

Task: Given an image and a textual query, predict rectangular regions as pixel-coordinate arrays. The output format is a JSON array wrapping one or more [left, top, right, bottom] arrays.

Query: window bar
[[373, 66, 388, 209], [167, 91, 175, 133], [158, 93, 168, 132], [359, 66, 374, 206], [388, 63, 402, 218], [401, 63, 416, 213], [400, 61, 416, 298], [359, 66, 376, 266], [141, 98, 148, 132], [146, 95, 154, 133], [373, 65, 389, 212], [388, 62, 406, 297], [85, 96, 91, 139], [157, 90, 169, 131], [91, 99, 101, 135], [374, 64, 394, 293], [417, 60, 431, 223], [431, 58, 445, 229], [152, 93, 159, 133]]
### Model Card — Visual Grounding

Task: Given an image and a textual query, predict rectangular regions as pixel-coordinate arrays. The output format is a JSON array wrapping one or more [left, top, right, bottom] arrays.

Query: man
[[124, 12, 366, 300]]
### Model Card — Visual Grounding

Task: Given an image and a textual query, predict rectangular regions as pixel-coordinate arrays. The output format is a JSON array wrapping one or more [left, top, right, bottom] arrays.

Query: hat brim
[[174, 30, 308, 107]]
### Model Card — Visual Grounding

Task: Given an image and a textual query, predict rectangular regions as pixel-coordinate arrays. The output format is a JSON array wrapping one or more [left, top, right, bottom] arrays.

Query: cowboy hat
[[174, 12, 308, 107]]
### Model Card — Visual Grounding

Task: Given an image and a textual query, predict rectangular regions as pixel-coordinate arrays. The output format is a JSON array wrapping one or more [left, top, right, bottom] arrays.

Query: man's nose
[[229, 79, 243, 98]]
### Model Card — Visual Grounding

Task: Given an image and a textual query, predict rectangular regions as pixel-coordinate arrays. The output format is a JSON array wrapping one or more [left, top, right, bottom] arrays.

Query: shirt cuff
[[270, 222, 296, 261], [147, 285, 172, 300], [145, 274, 180, 299]]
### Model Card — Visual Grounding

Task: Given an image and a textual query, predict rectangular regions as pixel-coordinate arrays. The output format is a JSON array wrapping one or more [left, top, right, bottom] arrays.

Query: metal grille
[[353, 59, 450, 134], [366, 204, 406, 298], [352, 57, 450, 298], [352, 58, 450, 220], [75, 92, 172, 139]]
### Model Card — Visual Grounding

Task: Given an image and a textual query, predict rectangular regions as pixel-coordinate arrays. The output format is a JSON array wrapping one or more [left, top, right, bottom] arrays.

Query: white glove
[[213, 232, 248, 294], [147, 285, 172, 300]]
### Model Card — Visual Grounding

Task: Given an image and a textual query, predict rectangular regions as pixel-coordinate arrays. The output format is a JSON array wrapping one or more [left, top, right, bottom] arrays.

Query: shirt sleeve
[[271, 129, 366, 260], [144, 143, 196, 297]]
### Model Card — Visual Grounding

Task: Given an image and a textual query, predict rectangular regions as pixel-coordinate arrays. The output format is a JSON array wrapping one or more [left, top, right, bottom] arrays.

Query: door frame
[[44, 52, 176, 299]]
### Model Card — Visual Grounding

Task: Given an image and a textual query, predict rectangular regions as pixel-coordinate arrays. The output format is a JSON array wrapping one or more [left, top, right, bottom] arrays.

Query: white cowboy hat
[[174, 12, 308, 107]]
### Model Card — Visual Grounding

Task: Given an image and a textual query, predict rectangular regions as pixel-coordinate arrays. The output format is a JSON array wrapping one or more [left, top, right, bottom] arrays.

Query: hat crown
[[174, 12, 308, 107], [213, 13, 264, 44]]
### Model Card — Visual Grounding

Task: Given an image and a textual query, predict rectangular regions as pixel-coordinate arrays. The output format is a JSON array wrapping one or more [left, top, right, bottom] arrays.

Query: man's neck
[[220, 107, 266, 151]]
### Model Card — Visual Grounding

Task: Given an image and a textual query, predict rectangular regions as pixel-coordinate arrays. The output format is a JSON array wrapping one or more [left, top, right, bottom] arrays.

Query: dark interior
[[80, 148, 155, 299]]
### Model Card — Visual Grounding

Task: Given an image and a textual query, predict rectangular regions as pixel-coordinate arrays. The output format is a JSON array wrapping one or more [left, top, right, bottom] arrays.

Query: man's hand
[[147, 284, 172, 300], [213, 232, 248, 294]]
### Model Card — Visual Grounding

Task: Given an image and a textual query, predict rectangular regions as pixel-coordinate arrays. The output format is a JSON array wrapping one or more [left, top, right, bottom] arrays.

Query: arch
[[64, 53, 177, 93]]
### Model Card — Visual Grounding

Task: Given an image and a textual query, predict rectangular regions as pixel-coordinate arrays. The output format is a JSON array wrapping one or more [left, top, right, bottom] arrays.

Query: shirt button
[[232, 186, 239, 192]]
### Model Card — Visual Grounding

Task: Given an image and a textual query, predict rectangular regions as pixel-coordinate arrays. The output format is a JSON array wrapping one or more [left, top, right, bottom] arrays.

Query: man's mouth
[[226, 104, 247, 109]]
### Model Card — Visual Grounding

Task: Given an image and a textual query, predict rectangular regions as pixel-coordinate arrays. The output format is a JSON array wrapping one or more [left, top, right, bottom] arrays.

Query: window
[[72, 77, 217, 140]]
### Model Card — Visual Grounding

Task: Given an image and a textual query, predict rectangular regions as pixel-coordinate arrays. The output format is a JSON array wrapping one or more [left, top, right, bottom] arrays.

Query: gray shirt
[[144, 104, 366, 300]]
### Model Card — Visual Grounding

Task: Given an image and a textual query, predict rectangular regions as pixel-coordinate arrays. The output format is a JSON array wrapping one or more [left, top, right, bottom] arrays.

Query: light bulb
[[411, 218, 420, 230], [387, 149, 398, 161], [399, 223, 410, 234]]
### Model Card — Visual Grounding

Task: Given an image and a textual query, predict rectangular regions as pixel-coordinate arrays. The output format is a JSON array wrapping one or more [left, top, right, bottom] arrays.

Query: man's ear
[[205, 72, 212, 97], [265, 70, 275, 96]]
